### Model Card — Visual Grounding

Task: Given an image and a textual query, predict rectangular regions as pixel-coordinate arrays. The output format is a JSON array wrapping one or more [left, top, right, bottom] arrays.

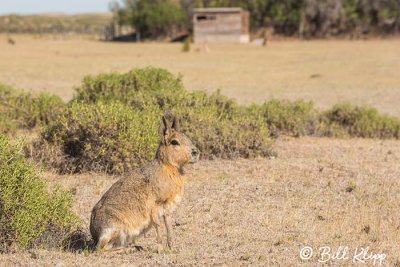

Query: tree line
[[111, 0, 400, 39]]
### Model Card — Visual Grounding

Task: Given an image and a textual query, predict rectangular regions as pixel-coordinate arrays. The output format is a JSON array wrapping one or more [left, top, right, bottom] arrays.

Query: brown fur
[[90, 115, 199, 251]]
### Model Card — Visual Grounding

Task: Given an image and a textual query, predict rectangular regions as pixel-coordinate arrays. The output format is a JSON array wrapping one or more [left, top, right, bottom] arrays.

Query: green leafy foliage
[[2, 0, 399, 37], [0, 135, 78, 250], [115, 0, 187, 38]]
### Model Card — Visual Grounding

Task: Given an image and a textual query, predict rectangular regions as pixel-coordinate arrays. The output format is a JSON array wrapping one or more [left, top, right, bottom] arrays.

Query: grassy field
[[1, 35, 400, 116], [1, 36, 400, 266], [0, 137, 399, 266]]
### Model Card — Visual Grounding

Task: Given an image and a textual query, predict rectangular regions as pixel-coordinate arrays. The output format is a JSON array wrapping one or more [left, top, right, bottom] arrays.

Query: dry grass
[[1, 137, 399, 266], [1, 35, 400, 116]]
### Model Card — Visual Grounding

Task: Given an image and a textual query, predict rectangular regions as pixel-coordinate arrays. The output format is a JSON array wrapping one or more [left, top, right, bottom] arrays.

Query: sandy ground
[[1, 137, 399, 266], [1, 35, 400, 116]]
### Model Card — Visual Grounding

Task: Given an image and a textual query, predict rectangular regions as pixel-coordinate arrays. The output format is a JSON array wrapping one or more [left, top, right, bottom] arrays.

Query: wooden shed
[[192, 7, 250, 43]]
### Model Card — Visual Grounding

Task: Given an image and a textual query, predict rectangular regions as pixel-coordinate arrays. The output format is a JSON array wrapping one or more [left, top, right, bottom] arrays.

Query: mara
[[90, 114, 200, 252]]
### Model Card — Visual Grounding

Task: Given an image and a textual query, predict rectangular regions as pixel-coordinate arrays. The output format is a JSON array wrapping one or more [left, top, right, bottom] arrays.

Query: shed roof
[[193, 7, 243, 13]]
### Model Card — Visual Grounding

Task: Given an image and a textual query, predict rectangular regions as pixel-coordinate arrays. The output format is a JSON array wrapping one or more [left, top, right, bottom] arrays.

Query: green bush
[[0, 134, 77, 250], [32, 68, 273, 173], [23, 67, 400, 174], [73, 67, 185, 110], [74, 67, 239, 118], [33, 99, 272, 173], [177, 105, 272, 159], [114, 0, 187, 39], [74, 68, 272, 158], [34, 101, 160, 174], [321, 103, 400, 138], [172, 91, 272, 158], [257, 99, 316, 137], [0, 84, 65, 134]]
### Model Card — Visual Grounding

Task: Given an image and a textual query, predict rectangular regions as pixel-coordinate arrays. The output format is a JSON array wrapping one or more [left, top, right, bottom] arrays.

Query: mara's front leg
[[163, 213, 173, 249]]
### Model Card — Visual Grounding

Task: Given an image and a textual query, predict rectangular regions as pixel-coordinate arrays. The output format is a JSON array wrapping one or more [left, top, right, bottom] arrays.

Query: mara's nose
[[192, 148, 199, 157]]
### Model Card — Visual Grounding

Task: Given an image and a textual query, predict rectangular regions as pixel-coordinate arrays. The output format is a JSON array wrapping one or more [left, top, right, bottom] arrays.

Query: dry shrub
[[32, 101, 160, 174], [172, 90, 272, 158], [30, 68, 273, 174], [0, 84, 65, 134], [257, 99, 317, 137], [0, 134, 78, 251], [73, 67, 185, 110], [254, 99, 400, 139], [25, 68, 400, 174], [32, 98, 272, 173], [178, 106, 272, 159], [320, 102, 400, 138], [182, 36, 191, 52]]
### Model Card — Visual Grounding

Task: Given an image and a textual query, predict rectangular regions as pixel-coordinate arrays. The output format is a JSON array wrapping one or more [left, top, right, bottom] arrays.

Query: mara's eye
[[171, 140, 180, 146]]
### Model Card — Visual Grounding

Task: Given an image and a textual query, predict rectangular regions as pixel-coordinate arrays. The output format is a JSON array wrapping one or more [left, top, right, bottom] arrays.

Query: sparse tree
[[114, 0, 187, 39]]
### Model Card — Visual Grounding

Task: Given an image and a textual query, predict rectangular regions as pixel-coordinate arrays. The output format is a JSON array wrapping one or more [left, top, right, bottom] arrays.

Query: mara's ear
[[158, 115, 171, 144], [172, 116, 180, 131]]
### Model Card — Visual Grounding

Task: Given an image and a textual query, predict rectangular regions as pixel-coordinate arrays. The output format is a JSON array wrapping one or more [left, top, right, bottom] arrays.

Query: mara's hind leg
[[96, 228, 125, 252], [163, 214, 173, 249], [151, 208, 163, 252]]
